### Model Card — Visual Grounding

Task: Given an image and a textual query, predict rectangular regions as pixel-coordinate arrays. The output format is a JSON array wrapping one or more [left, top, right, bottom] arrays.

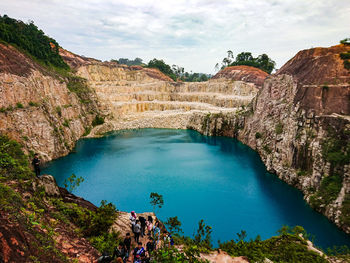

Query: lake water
[[43, 128, 350, 249]]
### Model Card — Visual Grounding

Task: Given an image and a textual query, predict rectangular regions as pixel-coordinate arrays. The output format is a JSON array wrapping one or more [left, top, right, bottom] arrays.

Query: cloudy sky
[[1, 0, 349, 73]]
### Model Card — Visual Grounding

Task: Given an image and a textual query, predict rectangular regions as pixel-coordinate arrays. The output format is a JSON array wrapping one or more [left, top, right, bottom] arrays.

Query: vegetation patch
[[0, 15, 68, 69], [0, 135, 34, 179], [309, 173, 342, 209], [275, 122, 283, 135], [66, 76, 93, 104], [255, 132, 262, 139], [92, 115, 105, 127], [219, 226, 327, 263], [340, 194, 350, 226]]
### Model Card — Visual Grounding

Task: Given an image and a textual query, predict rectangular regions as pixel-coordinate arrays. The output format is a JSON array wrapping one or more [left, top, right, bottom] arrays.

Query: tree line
[[0, 15, 69, 69], [216, 51, 276, 74], [112, 57, 210, 82]]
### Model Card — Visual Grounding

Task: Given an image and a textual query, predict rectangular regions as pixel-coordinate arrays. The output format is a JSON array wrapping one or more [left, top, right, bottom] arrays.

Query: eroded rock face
[[188, 45, 350, 234], [0, 44, 98, 161], [33, 175, 61, 197], [277, 44, 350, 116], [75, 63, 259, 136], [212, 65, 269, 88]]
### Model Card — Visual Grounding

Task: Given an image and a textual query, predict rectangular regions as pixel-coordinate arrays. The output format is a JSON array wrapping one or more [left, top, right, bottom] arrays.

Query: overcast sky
[[1, 0, 349, 73]]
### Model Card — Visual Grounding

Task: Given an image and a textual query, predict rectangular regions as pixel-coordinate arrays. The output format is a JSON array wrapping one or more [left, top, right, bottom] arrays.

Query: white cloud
[[0, 0, 349, 73]]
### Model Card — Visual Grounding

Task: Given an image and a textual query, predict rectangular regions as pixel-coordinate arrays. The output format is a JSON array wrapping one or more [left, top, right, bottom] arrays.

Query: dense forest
[[217, 51, 276, 74], [0, 15, 68, 69]]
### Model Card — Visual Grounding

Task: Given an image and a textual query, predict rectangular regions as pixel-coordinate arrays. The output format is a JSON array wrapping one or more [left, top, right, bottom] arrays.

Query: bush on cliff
[[0, 15, 68, 69], [0, 135, 34, 179]]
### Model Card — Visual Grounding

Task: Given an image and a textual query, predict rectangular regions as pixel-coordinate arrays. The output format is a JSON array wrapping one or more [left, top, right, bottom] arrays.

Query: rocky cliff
[[73, 62, 260, 136], [0, 43, 99, 161], [188, 44, 350, 234]]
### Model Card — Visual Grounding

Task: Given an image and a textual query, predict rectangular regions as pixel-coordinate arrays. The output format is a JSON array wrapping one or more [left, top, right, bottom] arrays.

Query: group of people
[[127, 211, 174, 263], [98, 211, 174, 263]]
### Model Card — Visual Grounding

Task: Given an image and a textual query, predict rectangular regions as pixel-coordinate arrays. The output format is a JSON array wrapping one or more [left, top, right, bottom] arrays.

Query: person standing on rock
[[31, 153, 41, 177], [130, 211, 137, 232], [133, 220, 141, 243], [124, 233, 132, 255], [146, 216, 153, 236], [139, 216, 146, 237]]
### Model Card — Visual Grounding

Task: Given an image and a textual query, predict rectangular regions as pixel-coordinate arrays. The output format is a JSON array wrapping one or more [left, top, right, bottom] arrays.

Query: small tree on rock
[[149, 192, 164, 213]]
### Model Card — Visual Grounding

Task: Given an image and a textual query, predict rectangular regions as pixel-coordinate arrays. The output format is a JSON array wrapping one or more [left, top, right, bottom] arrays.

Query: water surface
[[43, 128, 350, 249]]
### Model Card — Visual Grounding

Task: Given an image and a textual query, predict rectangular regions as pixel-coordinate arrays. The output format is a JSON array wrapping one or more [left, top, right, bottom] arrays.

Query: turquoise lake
[[43, 128, 350, 249]]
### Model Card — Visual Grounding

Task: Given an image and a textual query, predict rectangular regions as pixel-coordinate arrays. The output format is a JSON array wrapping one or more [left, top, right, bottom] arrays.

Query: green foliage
[[150, 192, 164, 212], [0, 15, 68, 69], [92, 115, 105, 127], [194, 219, 212, 251], [219, 51, 276, 73], [344, 60, 350, 70], [55, 106, 62, 117], [89, 231, 120, 254], [66, 76, 92, 104], [219, 226, 327, 263], [83, 127, 92, 136], [341, 194, 350, 225], [340, 38, 350, 45], [322, 85, 329, 91], [0, 182, 23, 212], [310, 174, 343, 209], [165, 216, 183, 234], [63, 173, 84, 193], [28, 101, 39, 107], [114, 57, 144, 66], [0, 135, 34, 179], [151, 245, 208, 263], [340, 52, 350, 60], [275, 122, 283, 135], [52, 199, 117, 237], [62, 118, 69, 127], [255, 132, 262, 139], [321, 129, 350, 167], [16, 102, 24, 108], [147, 58, 177, 81], [263, 145, 272, 154]]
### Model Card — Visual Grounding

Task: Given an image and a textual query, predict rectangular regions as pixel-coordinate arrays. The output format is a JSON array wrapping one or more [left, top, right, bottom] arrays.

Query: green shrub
[[255, 132, 262, 139], [0, 135, 34, 179], [219, 226, 328, 263], [340, 52, 350, 60], [92, 115, 105, 127], [16, 102, 24, 108], [341, 194, 350, 225], [340, 38, 350, 45], [275, 122, 283, 135], [66, 76, 92, 104], [322, 85, 329, 91], [52, 199, 117, 238], [263, 145, 272, 154], [62, 119, 69, 127], [55, 106, 62, 117], [83, 127, 91, 136], [344, 60, 350, 70], [310, 174, 342, 209], [28, 101, 39, 107], [0, 107, 6, 113], [89, 232, 119, 254]]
